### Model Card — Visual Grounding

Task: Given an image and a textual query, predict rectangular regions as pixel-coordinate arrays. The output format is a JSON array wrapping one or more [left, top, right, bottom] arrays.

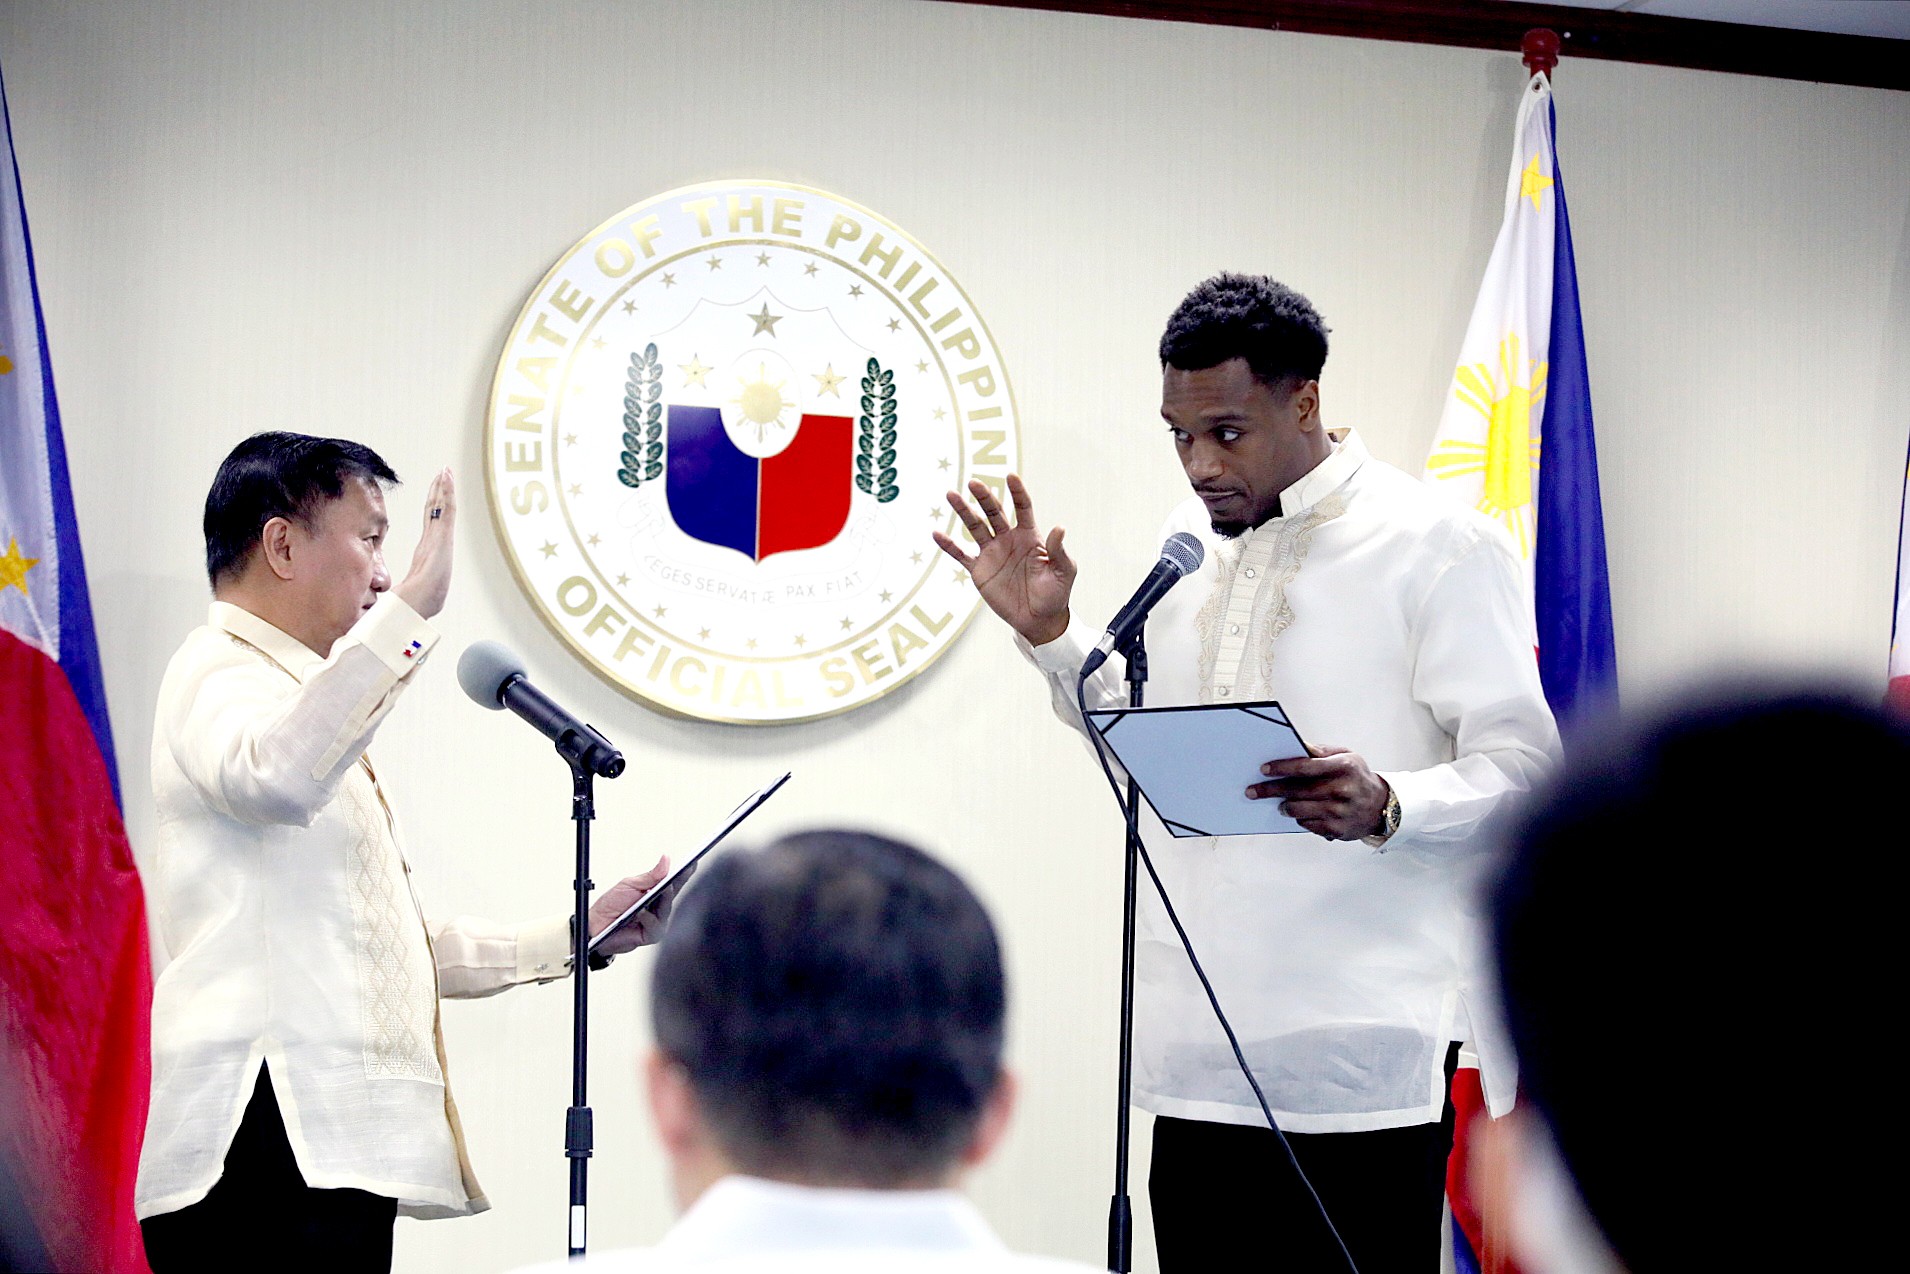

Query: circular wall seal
[[483, 182, 1020, 724]]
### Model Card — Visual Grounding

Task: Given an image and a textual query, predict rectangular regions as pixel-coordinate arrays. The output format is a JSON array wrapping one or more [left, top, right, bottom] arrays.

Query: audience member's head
[[1489, 683, 1906, 1271], [647, 829, 1012, 1206]]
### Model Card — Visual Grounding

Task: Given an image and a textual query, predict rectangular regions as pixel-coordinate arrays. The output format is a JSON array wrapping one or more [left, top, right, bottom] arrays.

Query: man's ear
[[648, 1049, 736, 1212], [1290, 379, 1322, 432], [959, 1069, 1018, 1170], [258, 516, 298, 582], [646, 1049, 703, 1160]]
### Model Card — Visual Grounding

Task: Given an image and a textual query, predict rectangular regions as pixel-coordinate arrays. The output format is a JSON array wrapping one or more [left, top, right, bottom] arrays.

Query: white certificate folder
[[1084, 701, 1313, 838]]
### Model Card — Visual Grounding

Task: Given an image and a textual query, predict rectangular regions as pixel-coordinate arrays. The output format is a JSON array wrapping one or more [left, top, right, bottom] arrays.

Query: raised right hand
[[932, 474, 1075, 647], [394, 467, 456, 620]]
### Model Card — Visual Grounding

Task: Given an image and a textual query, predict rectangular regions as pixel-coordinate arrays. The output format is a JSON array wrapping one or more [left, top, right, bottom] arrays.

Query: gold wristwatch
[[1361, 785, 1402, 850]]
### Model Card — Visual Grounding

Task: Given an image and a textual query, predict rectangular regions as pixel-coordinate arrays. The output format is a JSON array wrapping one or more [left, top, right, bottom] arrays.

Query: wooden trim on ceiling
[[948, 0, 1909, 92]]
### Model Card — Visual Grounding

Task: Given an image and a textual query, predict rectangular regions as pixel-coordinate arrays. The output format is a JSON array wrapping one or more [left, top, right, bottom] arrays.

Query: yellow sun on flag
[[1519, 152, 1554, 213], [1426, 332, 1546, 555]]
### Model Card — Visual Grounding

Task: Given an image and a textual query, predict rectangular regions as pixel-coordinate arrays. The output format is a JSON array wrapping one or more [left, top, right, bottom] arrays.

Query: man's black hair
[[1491, 684, 1905, 1268], [650, 829, 1006, 1186], [202, 432, 399, 587], [1158, 272, 1330, 389]]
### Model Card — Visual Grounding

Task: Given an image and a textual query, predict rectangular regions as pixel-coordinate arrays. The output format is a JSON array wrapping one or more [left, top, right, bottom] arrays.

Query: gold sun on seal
[[729, 363, 797, 444]]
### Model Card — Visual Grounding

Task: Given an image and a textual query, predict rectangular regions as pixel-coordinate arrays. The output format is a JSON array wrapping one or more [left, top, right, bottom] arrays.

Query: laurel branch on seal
[[619, 343, 664, 489], [856, 357, 899, 503]]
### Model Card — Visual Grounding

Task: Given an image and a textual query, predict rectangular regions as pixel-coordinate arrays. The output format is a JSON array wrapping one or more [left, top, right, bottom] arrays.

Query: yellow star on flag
[[1520, 152, 1554, 213], [812, 364, 845, 396], [681, 356, 712, 388], [0, 536, 40, 596]]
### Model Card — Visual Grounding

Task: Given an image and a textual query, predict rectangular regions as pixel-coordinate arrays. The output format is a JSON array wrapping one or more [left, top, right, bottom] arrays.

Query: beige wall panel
[[2, 1, 1906, 1271]]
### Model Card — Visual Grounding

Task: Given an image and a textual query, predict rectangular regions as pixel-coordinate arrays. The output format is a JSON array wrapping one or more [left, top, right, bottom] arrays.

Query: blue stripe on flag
[[1451, 1221, 1484, 1274], [1533, 102, 1618, 725], [2, 66, 121, 806]]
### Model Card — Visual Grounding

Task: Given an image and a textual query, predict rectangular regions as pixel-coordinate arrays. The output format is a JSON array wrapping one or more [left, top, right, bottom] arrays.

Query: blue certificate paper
[[1083, 702, 1312, 838]]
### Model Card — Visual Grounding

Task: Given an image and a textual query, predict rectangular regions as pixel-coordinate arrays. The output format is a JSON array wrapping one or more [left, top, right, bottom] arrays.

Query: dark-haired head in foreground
[[1490, 684, 1906, 1270], [647, 830, 1011, 1200], [1158, 274, 1334, 537]]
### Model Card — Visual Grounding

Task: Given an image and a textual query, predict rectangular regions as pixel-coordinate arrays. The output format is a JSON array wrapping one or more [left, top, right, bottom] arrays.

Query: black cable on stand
[[1076, 653, 1358, 1274]]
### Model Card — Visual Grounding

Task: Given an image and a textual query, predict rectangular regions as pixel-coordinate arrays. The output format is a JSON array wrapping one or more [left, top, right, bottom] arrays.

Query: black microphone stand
[[565, 759, 596, 1257], [1106, 627, 1147, 1274]]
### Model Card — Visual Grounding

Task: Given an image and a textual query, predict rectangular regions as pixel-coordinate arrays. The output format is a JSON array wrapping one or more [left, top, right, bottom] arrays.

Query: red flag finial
[[1523, 28, 1561, 78]]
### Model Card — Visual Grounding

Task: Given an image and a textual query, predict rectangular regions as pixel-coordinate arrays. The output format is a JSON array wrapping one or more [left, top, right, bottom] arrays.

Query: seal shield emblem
[[484, 182, 1020, 724]]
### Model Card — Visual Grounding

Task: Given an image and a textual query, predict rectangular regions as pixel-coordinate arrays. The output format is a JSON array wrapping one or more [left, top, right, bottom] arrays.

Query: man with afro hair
[[939, 274, 1559, 1271]]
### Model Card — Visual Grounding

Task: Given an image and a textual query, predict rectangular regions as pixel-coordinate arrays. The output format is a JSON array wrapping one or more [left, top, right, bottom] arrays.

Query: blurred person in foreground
[[524, 830, 1100, 1272], [137, 433, 675, 1272], [1482, 684, 1907, 1272]]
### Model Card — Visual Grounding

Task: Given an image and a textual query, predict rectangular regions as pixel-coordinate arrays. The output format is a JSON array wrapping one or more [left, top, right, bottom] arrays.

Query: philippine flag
[[1423, 71, 1618, 727], [0, 65, 153, 1273], [1891, 439, 1910, 714], [1424, 71, 1617, 1274]]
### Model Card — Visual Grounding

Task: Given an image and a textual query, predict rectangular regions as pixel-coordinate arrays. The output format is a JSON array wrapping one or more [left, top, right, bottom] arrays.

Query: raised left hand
[[1247, 745, 1390, 842], [588, 856, 695, 954]]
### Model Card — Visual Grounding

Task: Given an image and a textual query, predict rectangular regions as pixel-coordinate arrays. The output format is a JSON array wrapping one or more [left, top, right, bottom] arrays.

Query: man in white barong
[[136, 432, 672, 1271], [937, 274, 1560, 1272]]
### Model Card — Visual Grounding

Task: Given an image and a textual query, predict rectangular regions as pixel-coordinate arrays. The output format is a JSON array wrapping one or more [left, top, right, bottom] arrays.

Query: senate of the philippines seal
[[483, 182, 1020, 724]]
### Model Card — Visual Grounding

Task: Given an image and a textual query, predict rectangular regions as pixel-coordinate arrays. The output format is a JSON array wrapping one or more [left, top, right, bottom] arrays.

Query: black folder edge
[[1084, 700, 1309, 839], [587, 770, 791, 952]]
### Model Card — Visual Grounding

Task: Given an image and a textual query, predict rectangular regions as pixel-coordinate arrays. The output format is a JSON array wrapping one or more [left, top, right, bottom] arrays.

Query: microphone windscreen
[[1162, 532, 1205, 577], [457, 640, 525, 709]]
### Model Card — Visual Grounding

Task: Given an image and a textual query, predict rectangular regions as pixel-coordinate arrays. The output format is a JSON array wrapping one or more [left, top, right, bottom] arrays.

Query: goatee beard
[[1210, 502, 1284, 540]]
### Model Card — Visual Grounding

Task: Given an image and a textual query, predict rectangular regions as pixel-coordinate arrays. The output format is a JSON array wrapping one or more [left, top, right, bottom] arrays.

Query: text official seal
[[484, 182, 1020, 724]]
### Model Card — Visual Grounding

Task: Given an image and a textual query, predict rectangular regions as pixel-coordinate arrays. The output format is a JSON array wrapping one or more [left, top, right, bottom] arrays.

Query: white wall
[[3, 1, 1905, 1269]]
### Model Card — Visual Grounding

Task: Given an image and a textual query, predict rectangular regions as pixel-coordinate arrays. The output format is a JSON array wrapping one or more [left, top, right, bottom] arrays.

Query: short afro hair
[[1159, 273, 1330, 390]]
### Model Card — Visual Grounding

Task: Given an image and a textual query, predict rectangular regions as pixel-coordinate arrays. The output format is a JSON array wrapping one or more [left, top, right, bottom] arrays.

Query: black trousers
[[1149, 1046, 1459, 1274], [140, 1067, 398, 1274]]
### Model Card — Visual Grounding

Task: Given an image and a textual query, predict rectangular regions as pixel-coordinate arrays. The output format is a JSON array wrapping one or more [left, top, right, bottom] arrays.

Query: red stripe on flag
[[1447, 1066, 1523, 1274], [0, 629, 153, 1274]]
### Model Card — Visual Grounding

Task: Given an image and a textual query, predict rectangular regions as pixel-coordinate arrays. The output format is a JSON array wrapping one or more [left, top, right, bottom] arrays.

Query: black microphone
[[457, 641, 626, 778], [1079, 532, 1205, 680]]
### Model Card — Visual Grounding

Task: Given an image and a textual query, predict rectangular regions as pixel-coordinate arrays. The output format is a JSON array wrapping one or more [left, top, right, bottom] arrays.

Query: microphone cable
[[1076, 670, 1360, 1274]]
